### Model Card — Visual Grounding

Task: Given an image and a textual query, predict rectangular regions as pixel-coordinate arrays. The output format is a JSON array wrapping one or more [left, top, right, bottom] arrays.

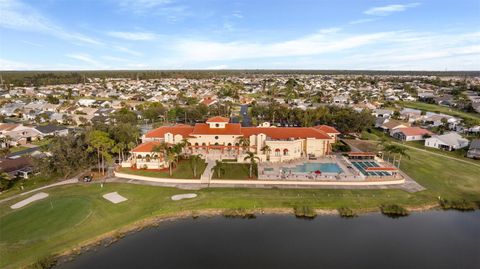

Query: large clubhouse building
[[122, 116, 340, 169]]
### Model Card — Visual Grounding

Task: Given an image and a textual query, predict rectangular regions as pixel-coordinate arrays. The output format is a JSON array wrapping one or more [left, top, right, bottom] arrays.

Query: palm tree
[[238, 137, 250, 152], [261, 145, 271, 161], [244, 151, 260, 178], [165, 150, 177, 176], [391, 145, 410, 168], [382, 144, 396, 163], [189, 154, 203, 178], [376, 137, 389, 160], [151, 144, 165, 167], [213, 160, 225, 178]]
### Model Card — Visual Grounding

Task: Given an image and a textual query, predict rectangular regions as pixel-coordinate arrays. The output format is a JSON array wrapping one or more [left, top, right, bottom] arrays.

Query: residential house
[[425, 132, 469, 151], [466, 139, 480, 159], [34, 125, 69, 138], [373, 109, 394, 118], [0, 156, 33, 179], [378, 119, 411, 134], [391, 127, 433, 141]]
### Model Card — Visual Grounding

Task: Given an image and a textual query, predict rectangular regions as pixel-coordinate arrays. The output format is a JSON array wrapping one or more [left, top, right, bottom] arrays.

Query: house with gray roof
[[467, 139, 480, 159], [425, 132, 469, 151]]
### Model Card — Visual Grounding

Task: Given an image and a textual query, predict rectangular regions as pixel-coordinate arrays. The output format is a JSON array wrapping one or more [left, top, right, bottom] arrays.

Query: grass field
[[400, 101, 480, 122], [0, 142, 479, 268], [8, 146, 29, 153], [118, 159, 206, 179], [212, 163, 257, 179]]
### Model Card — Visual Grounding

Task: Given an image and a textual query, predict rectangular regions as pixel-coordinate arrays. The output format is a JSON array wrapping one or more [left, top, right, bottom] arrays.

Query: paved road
[[240, 104, 252, 127]]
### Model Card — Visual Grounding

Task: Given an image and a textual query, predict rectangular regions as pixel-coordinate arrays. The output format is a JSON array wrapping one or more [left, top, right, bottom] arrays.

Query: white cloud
[[21, 40, 44, 47], [0, 58, 41, 70], [102, 56, 130, 62], [349, 18, 377, 25], [364, 3, 420, 16], [206, 64, 228, 70], [107, 31, 159, 40], [0, 0, 102, 45], [118, 0, 172, 13], [173, 29, 392, 62], [67, 53, 103, 67], [114, 46, 143, 56], [116, 0, 191, 21]]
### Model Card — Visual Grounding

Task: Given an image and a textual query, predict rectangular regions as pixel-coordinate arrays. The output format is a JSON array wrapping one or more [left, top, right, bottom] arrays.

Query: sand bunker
[[103, 192, 127, 204], [171, 193, 197, 201], [11, 192, 49, 209]]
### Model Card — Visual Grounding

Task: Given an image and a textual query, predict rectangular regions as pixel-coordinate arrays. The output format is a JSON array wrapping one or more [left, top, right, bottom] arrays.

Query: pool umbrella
[[314, 170, 321, 174]]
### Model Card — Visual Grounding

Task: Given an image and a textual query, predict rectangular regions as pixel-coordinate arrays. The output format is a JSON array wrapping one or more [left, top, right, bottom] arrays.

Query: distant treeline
[[1, 70, 479, 87]]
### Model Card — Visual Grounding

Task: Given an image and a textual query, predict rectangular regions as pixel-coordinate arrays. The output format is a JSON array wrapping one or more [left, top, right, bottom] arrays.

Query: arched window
[[214, 142, 219, 146], [275, 148, 281, 157], [202, 142, 206, 146], [227, 143, 232, 146], [283, 149, 289, 156], [195, 143, 199, 146]]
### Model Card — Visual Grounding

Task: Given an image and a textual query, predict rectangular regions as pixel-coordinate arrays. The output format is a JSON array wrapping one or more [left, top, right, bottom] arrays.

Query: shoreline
[[52, 203, 441, 268]]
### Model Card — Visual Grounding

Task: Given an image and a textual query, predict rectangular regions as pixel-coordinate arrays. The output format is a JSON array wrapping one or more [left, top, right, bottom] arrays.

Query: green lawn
[[1, 143, 480, 268], [400, 101, 480, 122], [212, 163, 257, 179], [118, 159, 206, 179], [8, 146, 29, 153], [32, 138, 53, 147], [0, 173, 61, 200]]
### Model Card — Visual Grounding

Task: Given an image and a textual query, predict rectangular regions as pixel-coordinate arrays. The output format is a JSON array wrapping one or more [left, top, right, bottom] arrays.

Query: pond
[[56, 211, 480, 269]]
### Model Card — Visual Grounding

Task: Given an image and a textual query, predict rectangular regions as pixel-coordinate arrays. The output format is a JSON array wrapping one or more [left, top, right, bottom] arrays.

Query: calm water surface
[[57, 211, 480, 269]]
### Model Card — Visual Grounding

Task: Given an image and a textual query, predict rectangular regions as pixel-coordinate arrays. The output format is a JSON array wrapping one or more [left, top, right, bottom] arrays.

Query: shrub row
[[293, 205, 317, 219]]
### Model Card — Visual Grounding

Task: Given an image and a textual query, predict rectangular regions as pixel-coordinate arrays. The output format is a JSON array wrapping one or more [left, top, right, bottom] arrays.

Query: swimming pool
[[282, 163, 342, 174]]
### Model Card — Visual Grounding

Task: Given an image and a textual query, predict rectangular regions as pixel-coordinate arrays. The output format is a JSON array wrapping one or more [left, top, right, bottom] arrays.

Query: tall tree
[[213, 160, 225, 178], [189, 154, 203, 178], [243, 151, 260, 178], [87, 130, 114, 175]]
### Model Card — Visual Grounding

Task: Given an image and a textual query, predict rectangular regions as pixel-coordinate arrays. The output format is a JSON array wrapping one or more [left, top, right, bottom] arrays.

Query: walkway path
[[0, 178, 78, 204], [200, 160, 215, 184]]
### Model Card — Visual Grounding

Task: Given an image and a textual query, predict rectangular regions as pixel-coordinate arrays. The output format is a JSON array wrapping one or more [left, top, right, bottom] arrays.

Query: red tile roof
[[144, 122, 338, 141], [241, 127, 331, 140], [131, 141, 162, 152], [206, 116, 230, 123], [396, 127, 433, 137], [144, 125, 194, 138], [191, 123, 242, 135], [0, 123, 20, 132], [313, 125, 341, 134]]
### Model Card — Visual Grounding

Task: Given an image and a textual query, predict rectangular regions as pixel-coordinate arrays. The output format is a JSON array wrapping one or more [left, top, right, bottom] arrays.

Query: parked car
[[83, 175, 92, 182]]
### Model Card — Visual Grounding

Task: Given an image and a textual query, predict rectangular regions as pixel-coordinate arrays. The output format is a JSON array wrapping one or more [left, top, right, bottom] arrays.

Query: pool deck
[[258, 155, 363, 181]]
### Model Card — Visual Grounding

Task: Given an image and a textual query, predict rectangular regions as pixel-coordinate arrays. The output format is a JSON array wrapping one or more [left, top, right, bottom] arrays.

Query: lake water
[[57, 211, 480, 269]]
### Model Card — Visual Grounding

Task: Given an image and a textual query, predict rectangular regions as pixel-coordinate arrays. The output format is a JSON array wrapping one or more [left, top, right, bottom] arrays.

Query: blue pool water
[[282, 163, 342, 173]]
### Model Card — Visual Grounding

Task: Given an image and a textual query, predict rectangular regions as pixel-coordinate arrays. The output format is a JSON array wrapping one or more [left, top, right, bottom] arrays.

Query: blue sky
[[0, 0, 479, 70]]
